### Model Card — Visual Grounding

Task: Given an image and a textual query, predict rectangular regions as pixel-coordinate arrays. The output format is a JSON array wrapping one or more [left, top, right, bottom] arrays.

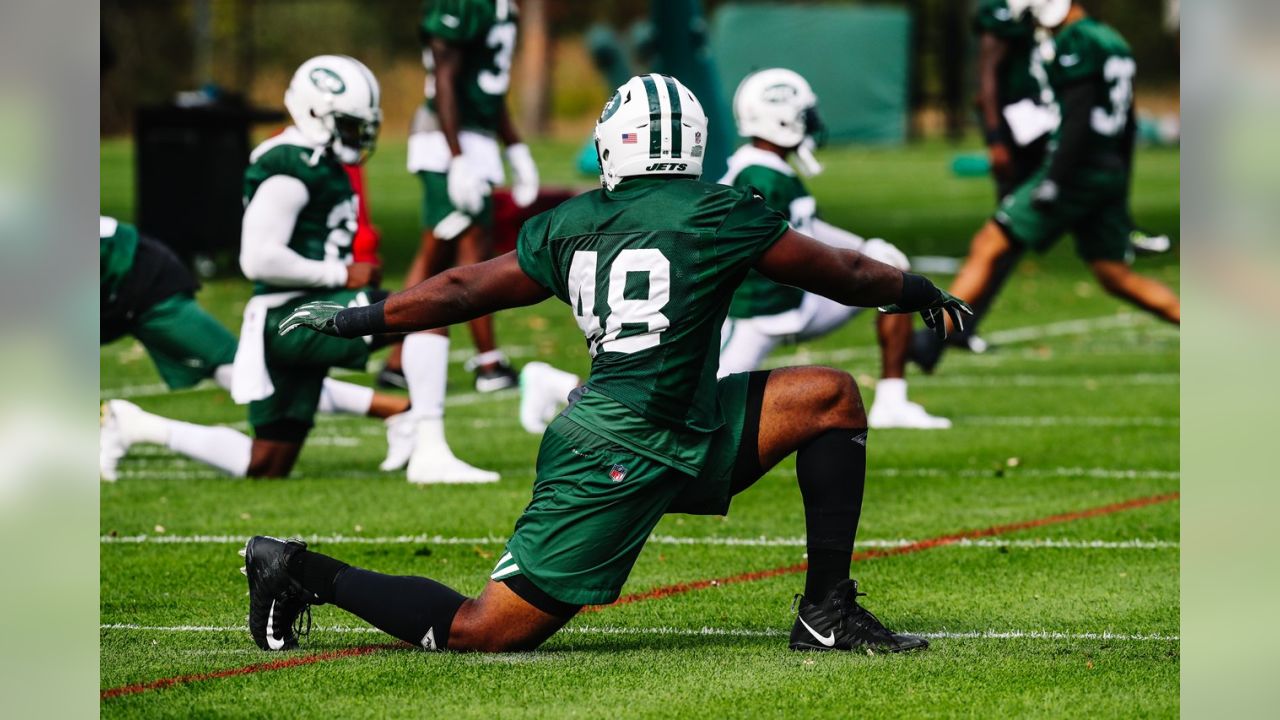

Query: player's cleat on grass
[[952, 333, 989, 354], [473, 360, 519, 393], [789, 579, 929, 653], [868, 400, 952, 430], [100, 399, 168, 481], [375, 366, 409, 390], [405, 418, 500, 484], [1131, 229, 1171, 255], [243, 536, 314, 651], [518, 362, 568, 434], [379, 412, 417, 472]]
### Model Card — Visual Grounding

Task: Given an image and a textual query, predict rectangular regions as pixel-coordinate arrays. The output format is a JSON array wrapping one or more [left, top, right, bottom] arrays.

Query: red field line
[[586, 491, 1180, 611], [101, 491, 1178, 700], [101, 644, 401, 700]]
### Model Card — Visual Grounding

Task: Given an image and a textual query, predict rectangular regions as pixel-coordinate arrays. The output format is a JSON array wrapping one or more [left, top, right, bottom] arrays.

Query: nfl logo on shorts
[[609, 464, 628, 482]]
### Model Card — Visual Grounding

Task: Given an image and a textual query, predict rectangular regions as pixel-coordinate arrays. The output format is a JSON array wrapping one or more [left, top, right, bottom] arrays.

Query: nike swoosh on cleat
[[798, 615, 835, 647], [266, 599, 285, 650]]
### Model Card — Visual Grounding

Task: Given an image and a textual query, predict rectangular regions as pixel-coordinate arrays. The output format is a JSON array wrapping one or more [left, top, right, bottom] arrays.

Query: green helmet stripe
[[641, 74, 662, 158], [662, 75, 682, 159]]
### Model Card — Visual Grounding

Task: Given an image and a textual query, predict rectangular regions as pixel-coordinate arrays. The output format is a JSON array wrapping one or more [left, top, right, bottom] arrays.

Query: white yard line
[[100, 533, 1176, 549], [960, 416, 1178, 427], [911, 373, 1177, 388], [110, 465, 1178, 482], [763, 312, 1169, 369], [98, 623, 1178, 642]]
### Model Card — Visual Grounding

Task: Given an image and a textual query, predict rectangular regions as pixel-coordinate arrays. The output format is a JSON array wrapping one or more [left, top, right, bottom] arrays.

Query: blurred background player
[[917, 0, 1179, 371], [379, 0, 540, 393], [718, 69, 950, 430], [99, 216, 410, 480], [102, 55, 499, 483], [937, 0, 1049, 357], [914, 0, 1172, 370]]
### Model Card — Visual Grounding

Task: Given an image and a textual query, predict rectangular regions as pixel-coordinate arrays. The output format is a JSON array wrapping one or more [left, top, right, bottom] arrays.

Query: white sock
[[403, 333, 449, 420], [213, 364, 235, 392], [166, 422, 252, 476], [318, 378, 375, 415], [875, 378, 908, 406]]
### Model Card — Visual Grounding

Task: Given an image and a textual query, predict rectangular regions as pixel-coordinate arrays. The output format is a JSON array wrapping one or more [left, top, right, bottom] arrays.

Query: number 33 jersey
[[517, 177, 788, 436], [420, 0, 517, 132]]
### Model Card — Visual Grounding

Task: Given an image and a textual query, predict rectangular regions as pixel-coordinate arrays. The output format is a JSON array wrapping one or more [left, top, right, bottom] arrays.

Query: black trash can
[[134, 101, 284, 271]]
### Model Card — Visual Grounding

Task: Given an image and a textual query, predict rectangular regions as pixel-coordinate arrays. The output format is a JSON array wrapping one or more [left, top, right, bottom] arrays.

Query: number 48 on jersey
[[568, 249, 671, 356]]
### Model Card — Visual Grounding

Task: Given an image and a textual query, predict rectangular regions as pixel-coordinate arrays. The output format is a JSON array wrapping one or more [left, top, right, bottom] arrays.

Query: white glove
[[860, 238, 910, 271], [505, 143, 539, 208], [446, 154, 489, 216]]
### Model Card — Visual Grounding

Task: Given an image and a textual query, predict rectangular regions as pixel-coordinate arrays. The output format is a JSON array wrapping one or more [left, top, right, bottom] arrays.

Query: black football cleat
[[473, 361, 519, 393], [789, 579, 929, 653], [242, 536, 314, 651]]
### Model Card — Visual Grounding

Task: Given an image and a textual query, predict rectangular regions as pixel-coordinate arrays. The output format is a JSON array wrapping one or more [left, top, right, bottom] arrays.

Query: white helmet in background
[[1028, 0, 1072, 29], [733, 68, 825, 150], [594, 73, 708, 191], [284, 55, 382, 164]]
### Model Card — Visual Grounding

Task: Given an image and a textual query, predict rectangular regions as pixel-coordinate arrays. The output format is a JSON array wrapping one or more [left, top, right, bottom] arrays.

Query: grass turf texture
[[100, 138, 1180, 718]]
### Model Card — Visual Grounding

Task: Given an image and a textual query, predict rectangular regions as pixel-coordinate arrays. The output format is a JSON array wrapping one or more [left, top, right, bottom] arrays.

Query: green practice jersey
[[421, 0, 517, 131], [243, 131, 358, 296], [517, 177, 787, 469], [721, 149, 814, 319], [1046, 17, 1136, 171], [100, 216, 138, 299], [973, 0, 1041, 106]]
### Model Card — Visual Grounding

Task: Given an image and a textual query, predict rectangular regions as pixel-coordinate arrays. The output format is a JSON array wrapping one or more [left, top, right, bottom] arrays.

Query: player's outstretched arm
[[279, 252, 551, 339], [756, 228, 971, 339]]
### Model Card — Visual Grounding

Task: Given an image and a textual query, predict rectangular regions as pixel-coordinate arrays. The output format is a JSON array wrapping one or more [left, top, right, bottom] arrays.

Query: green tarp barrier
[[710, 3, 912, 144]]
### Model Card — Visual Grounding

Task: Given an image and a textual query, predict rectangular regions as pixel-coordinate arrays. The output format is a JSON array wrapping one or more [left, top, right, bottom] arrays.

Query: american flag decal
[[621, 132, 638, 144]]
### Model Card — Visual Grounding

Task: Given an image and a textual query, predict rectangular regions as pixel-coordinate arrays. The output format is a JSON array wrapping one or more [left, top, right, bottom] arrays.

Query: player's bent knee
[[812, 368, 866, 430]]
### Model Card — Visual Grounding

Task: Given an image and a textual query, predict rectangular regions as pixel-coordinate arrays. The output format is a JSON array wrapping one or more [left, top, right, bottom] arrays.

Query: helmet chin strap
[[795, 137, 823, 177]]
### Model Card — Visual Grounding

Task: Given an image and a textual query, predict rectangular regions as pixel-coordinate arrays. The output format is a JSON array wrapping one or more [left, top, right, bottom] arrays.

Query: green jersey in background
[[420, 0, 517, 132], [243, 131, 358, 297]]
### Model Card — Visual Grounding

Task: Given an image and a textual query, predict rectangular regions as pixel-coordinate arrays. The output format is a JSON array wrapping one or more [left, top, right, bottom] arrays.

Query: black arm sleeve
[[1045, 82, 1097, 186]]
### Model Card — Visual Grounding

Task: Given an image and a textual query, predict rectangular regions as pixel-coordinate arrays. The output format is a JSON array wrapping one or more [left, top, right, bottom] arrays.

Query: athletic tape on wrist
[[335, 301, 387, 338]]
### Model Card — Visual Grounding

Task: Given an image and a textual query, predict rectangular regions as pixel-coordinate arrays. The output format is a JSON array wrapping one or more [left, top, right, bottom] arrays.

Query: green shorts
[[248, 290, 377, 434], [418, 171, 494, 230], [494, 372, 756, 606], [132, 294, 238, 390], [994, 167, 1134, 263]]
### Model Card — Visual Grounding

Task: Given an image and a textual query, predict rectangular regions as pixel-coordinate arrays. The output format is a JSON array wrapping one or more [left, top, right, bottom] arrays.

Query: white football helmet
[[733, 68, 825, 151], [284, 55, 382, 164], [594, 74, 708, 191], [1028, 0, 1071, 29]]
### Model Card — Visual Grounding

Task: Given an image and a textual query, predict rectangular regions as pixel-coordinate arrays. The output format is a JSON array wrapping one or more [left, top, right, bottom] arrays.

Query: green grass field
[[100, 138, 1180, 718]]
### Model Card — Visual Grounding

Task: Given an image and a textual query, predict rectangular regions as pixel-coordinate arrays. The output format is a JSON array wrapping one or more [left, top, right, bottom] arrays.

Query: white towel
[[1002, 99, 1061, 147], [230, 291, 303, 404]]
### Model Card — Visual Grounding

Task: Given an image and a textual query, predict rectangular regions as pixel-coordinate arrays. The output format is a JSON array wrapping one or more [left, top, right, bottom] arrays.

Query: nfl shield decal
[[609, 464, 628, 482]]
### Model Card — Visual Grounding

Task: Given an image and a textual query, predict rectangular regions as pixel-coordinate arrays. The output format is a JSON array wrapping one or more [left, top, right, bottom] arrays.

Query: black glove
[[880, 273, 974, 340]]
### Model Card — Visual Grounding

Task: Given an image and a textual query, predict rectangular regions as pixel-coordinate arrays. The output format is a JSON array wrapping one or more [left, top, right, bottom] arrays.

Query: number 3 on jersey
[[568, 249, 671, 356]]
